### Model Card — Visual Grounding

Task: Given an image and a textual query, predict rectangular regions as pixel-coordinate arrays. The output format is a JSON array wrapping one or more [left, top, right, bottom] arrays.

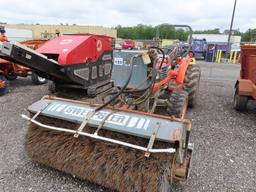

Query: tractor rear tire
[[0, 75, 8, 96], [233, 87, 248, 112], [31, 71, 47, 85], [167, 90, 188, 118], [184, 64, 201, 107]]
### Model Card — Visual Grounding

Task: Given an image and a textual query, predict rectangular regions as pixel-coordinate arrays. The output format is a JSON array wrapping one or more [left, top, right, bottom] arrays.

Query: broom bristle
[[25, 116, 175, 192]]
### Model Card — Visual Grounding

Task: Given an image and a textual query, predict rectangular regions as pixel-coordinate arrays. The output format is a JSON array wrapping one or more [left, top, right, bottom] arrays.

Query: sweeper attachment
[[22, 96, 193, 192]]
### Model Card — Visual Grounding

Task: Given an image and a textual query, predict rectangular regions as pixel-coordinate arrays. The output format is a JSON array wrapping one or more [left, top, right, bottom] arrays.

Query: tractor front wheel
[[233, 87, 248, 112], [167, 90, 188, 118], [184, 64, 201, 107], [0, 75, 8, 96]]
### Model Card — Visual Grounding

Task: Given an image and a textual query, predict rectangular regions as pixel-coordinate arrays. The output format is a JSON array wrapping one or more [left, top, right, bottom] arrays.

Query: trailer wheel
[[167, 90, 188, 118], [233, 87, 248, 111], [31, 71, 47, 85], [0, 75, 8, 96], [6, 73, 18, 81], [184, 64, 201, 107]]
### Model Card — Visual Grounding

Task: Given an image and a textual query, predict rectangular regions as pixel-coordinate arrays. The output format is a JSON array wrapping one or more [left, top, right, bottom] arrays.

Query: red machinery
[[121, 39, 136, 49], [0, 34, 114, 95]]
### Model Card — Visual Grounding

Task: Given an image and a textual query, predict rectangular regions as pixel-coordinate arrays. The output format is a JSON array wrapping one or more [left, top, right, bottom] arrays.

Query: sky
[[0, 0, 255, 32]]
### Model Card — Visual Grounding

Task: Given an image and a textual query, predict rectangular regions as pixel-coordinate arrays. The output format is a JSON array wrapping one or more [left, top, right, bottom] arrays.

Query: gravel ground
[[0, 62, 255, 192]]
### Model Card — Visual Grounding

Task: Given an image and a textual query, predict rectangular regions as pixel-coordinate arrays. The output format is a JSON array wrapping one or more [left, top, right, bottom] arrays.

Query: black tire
[[31, 71, 47, 85], [0, 75, 8, 96], [184, 64, 201, 107], [167, 90, 188, 118], [233, 87, 248, 111], [6, 73, 18, 81], [48, 81, 57, 94]]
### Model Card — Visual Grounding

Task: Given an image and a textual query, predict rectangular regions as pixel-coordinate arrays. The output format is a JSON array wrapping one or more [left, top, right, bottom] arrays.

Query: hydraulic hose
[[120, 46, 165, 94], [125, 46, 165, 106], [95, 55, 136, 111], [150, 46, 165, 70], [99, 46, 165, 109]]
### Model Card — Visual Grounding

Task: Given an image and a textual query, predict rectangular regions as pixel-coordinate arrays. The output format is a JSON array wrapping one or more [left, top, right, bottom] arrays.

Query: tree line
[[116, 24, 256, 42]]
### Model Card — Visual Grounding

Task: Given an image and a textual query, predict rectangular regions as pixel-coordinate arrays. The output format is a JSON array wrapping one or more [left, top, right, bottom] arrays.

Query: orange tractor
[[0, 39, 47, 96], [112, 24, 200, 118]]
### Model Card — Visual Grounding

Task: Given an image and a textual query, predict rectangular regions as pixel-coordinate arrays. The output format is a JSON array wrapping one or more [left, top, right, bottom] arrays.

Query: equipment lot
[[0, 62, 255, 192]]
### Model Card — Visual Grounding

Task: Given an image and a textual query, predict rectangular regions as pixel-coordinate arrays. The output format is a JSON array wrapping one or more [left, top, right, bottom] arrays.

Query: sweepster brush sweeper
[[0, 24, 200, 191]]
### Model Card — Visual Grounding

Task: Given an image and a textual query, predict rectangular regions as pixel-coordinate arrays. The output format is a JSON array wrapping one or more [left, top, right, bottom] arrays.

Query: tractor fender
[[236, 79, 256, 99], [190, 57, 196, 64], [176, 58, 190, 84]]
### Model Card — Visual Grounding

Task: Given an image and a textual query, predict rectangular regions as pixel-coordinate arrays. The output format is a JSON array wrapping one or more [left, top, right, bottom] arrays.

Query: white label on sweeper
[[46, 103, 150, 130]]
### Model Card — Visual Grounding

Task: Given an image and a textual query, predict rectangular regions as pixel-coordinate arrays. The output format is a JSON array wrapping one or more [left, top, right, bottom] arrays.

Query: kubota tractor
[[111, 24, 200, 117], [0, 24, 200, 192]]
